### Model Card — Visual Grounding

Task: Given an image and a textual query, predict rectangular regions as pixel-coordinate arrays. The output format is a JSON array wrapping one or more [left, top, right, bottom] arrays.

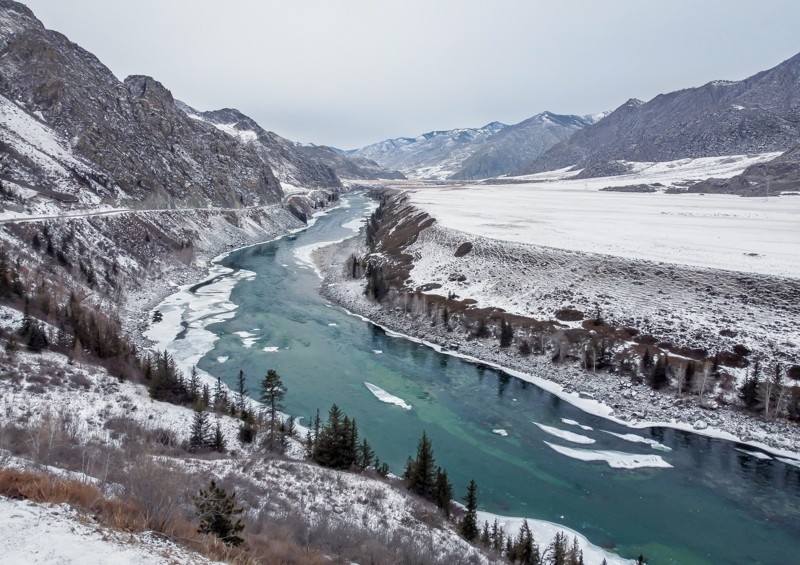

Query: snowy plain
[[406, 153, 799, 278]]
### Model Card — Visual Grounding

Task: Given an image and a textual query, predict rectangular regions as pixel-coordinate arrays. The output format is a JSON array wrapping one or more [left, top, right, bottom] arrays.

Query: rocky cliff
[[0, 0, 286, 208]]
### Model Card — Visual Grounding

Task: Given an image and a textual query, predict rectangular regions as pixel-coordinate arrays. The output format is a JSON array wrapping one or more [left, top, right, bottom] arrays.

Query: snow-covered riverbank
[[314, 233, 800, 461]]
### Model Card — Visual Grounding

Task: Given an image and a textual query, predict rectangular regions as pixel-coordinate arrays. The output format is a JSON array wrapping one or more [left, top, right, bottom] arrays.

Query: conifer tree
[[481, 520, 490, 546], [188, 366, 200, 401], [259, 369, 287, 451], [460, 479, 479, 541], [547, 531, 568, 565], [189, 407, 210, 452], [357, 437, 375, 470], [193, 480, 244, 546], [201, 383, 210, 409], [500, 318, 514, 348], [491, 518, 504, 551], [213, 375, 228, 412], [406, 431, 436, 497], [566, 536, 583, 565], [212, 419, 226, 453], [739, 359, 761, 410], [433, 466, 453, 517], [236, 369, 248, 413]]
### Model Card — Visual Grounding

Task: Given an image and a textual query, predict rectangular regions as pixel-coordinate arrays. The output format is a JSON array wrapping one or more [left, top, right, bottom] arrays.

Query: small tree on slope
[[461, 479, 479, 541], [193, 480, 244, 546]]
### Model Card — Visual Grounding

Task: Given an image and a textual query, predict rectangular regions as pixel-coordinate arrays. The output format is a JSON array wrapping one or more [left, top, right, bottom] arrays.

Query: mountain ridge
[[351, 112, 602, 180], [518, 51, 800, 176]]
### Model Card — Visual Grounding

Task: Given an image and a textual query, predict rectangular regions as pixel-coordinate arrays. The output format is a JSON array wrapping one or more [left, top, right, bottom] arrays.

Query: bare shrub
[[69, 372, 92, 390], [116, 452, 187, 533]]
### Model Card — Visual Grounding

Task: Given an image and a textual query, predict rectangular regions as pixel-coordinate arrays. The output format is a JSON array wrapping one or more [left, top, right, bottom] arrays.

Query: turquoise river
[[179, 194, 800, 564]]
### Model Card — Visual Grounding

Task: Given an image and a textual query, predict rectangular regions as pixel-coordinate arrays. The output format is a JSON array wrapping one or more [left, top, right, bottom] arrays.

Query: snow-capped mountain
[[351, 112, 602, 180], [519, 51, 800, 176], [449, 112, 605, 180], [352, 121, 506, 179]]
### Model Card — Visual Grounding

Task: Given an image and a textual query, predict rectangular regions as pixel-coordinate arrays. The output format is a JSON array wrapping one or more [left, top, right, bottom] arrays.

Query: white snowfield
[[407, 153, 800, 278], [0, 498, 219, 565]]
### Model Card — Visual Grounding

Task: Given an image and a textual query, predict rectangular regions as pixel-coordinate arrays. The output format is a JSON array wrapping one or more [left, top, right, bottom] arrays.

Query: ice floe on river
[[534, 422, 595, 444], [561, 418, 593, 431], [234, 330, 259, 348], [544, 442, 673, 469], [602, 431, 672, 452], [364, 382, 412, 410]]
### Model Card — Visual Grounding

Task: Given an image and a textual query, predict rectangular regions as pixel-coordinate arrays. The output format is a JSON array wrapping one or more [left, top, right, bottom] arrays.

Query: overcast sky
[[21, 0, 800, 149]]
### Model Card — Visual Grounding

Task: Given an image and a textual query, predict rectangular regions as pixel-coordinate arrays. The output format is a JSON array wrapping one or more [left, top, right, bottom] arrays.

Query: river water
[[178, 194, 799, 564]]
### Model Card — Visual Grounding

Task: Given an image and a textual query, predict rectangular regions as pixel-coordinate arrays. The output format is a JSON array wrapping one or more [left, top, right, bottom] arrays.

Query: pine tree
[[565, 536, 583, 565], [433, 466, 452, 517], [739, 360, 761, 410], [508, 519, 539, 565], [259, 369, 287, 451], [213, 375, 228, 412], [499, 318, 514, 348], [236, 369, 248, 413], [188, 366, 200, 401], [647, 354, 669, 390], [238, 419, 256, 444], [491, 518, 504, 551], [460, 479, 479, 541], [212, 419, 226, 453], [193, 480, 244, 546], [357, 437, 375, 471], [406, 431, 436, 497], [313, 404, 346, 468], [26, 321, 48, 353], [201, 383, 210, 409], [480, 520, 490, 546], [189, 407, 210, 452], [547, 532, 568, 565]]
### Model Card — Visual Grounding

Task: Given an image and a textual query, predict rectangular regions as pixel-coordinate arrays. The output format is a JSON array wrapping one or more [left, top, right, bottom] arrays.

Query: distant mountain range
[[351, 112, 605, 180], [519, 52, 800, 177]]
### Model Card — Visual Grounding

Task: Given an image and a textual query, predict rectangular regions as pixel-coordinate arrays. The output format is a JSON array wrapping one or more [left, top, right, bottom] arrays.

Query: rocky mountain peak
[[124, 75, 176, 109]]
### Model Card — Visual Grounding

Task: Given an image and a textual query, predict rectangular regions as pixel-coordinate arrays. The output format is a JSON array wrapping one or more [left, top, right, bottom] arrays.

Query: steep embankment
[[317, 192, 800, 454]]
